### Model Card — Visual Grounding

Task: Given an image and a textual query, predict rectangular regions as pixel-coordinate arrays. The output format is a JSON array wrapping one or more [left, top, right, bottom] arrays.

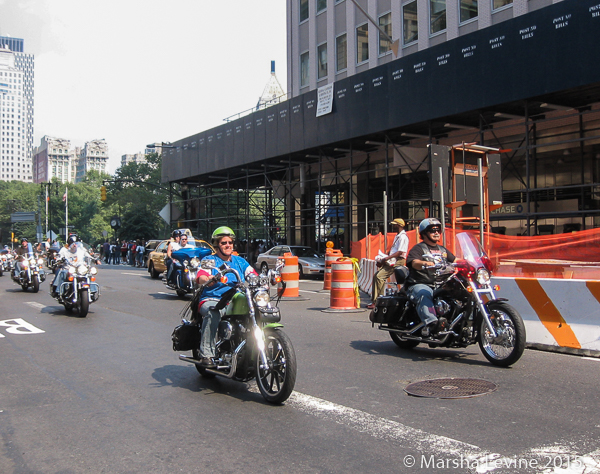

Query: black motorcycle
[[370, 232, 526, 367], [173, 259, 297, 404], [11, 254, 46, 292], [52, 258, 100, 317]]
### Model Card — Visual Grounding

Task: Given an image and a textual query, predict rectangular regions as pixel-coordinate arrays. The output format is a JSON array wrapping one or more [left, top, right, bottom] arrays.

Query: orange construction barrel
[[323, 248, 343, 290], [329, 259, 358, 309], [277, 253, 299, 297]]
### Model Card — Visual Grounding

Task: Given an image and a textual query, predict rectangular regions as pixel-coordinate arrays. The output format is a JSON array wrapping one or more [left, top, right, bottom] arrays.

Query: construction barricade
[[493, 277, 600, 356], [323, 258, 365, 313], [323, 248, 343, 290], [277, 253, 299, 297]]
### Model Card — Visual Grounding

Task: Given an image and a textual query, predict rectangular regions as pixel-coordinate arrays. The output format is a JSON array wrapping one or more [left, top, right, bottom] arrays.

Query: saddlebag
[[171, 321, 200, 351], [369, 295, 407, 324]]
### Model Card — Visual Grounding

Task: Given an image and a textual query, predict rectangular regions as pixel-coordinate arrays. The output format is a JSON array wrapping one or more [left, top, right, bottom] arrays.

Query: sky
[[0, 0, 288, 174]]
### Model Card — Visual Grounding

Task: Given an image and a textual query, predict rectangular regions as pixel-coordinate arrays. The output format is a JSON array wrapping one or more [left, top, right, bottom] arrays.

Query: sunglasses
[[428, 227, 442, 233], [219, 240, 233, 246]]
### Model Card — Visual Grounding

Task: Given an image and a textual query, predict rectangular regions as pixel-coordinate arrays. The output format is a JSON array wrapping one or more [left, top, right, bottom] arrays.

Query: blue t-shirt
[[198, 254, 255, 300]]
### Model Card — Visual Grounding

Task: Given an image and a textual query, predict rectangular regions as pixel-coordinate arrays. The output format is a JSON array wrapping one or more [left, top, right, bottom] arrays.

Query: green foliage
[[0, 152, 168, 246]]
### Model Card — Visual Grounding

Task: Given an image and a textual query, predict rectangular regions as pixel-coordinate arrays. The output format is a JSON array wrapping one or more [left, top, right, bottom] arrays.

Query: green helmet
[[211, 226, 235, 244]]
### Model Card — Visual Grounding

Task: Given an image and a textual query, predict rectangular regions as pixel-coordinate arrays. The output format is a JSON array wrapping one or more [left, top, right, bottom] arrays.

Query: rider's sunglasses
[[180, 237, 188, 241], [429, 227, 441, 233], [219, 240, 233, 246]]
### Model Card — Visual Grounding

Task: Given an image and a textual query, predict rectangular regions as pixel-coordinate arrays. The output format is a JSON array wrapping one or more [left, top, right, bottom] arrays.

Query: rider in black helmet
[[405, 218, 456, 337]]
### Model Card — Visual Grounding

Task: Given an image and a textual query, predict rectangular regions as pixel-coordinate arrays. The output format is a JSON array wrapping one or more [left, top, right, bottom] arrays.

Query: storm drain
[[404, 378, 497, 399]]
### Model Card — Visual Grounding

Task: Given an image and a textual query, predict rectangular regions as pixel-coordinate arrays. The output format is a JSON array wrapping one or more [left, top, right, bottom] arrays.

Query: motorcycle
[[370, 232, 526, 367], [164, 247, 212, 298], [0, 249, 10, 276], [11, 254, 46, 292], [52, 257, 100, 317], [172, 259, 297, 404]]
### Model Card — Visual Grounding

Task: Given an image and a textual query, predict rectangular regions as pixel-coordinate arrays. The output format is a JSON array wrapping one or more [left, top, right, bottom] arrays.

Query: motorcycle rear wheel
[[479, 302, 526, 367], [390, 332, 420, 349], [256, 328, 297, 404], [192, 348, 217, 378]]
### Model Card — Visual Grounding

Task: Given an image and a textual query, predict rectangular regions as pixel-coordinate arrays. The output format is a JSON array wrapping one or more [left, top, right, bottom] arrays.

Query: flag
[[63, 188, 68, 202]]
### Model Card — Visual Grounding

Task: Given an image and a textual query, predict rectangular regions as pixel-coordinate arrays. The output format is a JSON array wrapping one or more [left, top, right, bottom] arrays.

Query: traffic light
[[100, 186, 107, 201]]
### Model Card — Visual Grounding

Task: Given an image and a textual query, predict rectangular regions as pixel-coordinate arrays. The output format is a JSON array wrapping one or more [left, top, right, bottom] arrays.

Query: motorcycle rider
[[165, 230, 182, 284], [14, 237, 35, 279], [195, 226, 257, 368], [405, 218, 455, 337], [167, 232, 192, 286], [51, 234, 100, 297]]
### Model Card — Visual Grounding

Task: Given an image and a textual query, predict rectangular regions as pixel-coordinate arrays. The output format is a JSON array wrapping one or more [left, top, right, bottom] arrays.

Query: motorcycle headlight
[[37, 258, 44, 266], [254, 289, 270, 307], [246, 273, 259, 286], [22, 259, 29, 267], [189, 257, 200, 269], [90, 267, 98, 275], [68, 265, 76, 274], [259, 274, 270, 287], [476, 268, 491, 285], [77, 265, 88, 275]]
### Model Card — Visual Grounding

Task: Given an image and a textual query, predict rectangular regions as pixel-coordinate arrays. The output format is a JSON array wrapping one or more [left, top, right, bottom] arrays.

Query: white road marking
[[582, 357, 600, 362], [248, 387, 600, 473], [24, 302, 46, 310], [121, 272, 145, 276]]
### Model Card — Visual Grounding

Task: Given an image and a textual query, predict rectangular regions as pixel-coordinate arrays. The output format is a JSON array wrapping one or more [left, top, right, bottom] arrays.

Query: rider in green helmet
[[196, 226, 256, 368]]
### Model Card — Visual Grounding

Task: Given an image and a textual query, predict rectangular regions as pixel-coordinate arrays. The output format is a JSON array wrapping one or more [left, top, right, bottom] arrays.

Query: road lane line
[[24, 302, 46, 310], [248, 388, 600, 472]]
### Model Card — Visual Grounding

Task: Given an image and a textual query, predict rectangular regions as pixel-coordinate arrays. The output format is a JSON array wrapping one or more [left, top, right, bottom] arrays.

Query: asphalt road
[[1, 264, 599, 474]]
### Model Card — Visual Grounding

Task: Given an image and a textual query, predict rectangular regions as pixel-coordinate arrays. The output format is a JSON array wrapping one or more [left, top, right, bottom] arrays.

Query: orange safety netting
[[350, 228, 600, 280]]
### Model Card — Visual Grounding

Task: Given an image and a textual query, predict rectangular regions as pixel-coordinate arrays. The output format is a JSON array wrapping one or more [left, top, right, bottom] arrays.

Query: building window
[[316, 0, 326, 13], [356, 23, 369, 64], [460, 0, 477, 22], [317, 43, 328, 79], [300, 51, 310, 87], [378, 12, 392, 55], [492, 0, 512, 10], [300, 0, 309, 22], [336, 33, 347, 72], [430, 0, 446, 35], [403, 1, 418, 45]]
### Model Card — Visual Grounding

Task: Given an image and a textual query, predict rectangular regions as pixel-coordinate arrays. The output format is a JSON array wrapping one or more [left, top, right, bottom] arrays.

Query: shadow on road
[[150, 364, 263, 404], [349, 338, 491, 367]]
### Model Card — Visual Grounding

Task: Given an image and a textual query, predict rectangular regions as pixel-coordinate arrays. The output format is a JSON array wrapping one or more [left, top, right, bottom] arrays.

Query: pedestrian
[[367, 218, 409, 309], [136, 240, 145, 267]]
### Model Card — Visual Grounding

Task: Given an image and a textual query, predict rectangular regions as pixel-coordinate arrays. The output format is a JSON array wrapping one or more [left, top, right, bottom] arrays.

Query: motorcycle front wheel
[[256, 328, 297, 404], [479, 302, 526, 367], [32, 277, 40, 293], [77, 289, 90, 317]]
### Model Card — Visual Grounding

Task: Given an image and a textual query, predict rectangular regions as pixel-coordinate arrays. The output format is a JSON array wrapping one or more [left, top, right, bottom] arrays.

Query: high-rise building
[[33, 136, 75, 184], [0, 39, 34, 182], [76, 139, 108, 182], [121, 153, 146, 167]]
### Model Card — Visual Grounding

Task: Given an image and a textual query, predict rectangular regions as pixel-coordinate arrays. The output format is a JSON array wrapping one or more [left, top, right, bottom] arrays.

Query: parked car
[[256, 245, 325, 278], [142, 239, 162, 268], [147, 238, 213, 279]]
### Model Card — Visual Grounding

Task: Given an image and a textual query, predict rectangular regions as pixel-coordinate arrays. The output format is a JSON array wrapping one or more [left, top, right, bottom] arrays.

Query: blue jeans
[[199, 299, 225, 358], [406, 284, 438, 326]]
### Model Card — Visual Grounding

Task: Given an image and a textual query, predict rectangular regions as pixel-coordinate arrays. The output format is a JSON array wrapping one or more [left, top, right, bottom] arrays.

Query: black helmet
[[418, 218, 443, 236], [67, 235, 78, 246], [21, 237, 28, 243], [172, 229, 182, 239]]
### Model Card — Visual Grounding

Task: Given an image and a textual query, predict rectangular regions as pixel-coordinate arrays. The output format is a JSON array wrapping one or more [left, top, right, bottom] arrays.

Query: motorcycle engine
[[434, 298, 452, 318]]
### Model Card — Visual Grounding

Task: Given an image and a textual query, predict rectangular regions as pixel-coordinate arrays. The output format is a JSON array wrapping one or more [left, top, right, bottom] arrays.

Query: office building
[[162, 0, 600, 244], [75, 139, 108, 182], [0, 39, 34, 182]]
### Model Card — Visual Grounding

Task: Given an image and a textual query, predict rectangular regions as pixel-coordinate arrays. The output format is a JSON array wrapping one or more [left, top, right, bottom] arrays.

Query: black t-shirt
[[406, 242, 455, 287]]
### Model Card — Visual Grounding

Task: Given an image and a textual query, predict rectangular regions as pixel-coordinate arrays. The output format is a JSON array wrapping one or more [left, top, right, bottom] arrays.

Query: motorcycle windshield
[[455, 233, 488, 270]]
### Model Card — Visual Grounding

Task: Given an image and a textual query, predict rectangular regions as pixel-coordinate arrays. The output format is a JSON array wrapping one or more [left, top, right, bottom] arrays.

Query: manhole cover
[[404, 378, 497, 399]]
